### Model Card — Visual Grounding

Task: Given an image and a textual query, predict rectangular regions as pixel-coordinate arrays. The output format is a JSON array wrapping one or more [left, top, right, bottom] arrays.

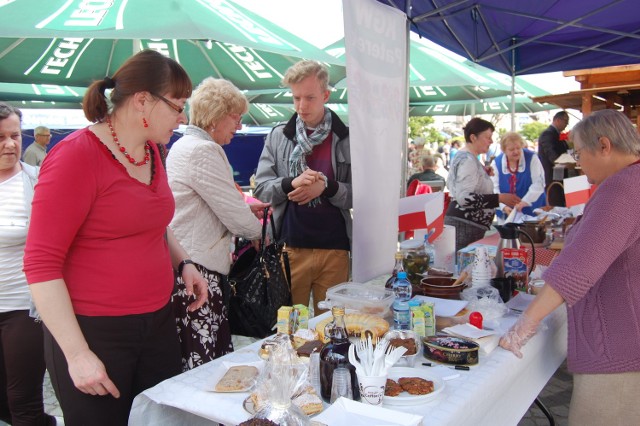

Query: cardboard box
[[276, 305, 309, 335]]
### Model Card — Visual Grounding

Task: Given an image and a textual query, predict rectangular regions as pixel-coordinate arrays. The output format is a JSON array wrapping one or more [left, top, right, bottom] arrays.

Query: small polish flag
[[398, 192, 444, 242], [563, 175, 592, 207]]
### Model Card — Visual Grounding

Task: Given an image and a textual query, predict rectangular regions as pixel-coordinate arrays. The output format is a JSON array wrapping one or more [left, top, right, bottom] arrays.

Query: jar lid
[[399, 239, 424, 250]]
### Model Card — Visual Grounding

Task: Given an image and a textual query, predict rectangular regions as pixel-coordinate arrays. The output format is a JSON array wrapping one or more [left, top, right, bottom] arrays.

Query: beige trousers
[[569, 371, 640, 426], [285, 247, 349, 315]]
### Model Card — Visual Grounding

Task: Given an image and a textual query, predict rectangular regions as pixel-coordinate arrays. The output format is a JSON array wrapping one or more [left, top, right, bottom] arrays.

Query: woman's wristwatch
[[178, 259, 195, 275]]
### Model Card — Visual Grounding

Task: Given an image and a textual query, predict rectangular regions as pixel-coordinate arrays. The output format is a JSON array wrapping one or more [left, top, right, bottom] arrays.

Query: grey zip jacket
[[254, 110, 352, 246]]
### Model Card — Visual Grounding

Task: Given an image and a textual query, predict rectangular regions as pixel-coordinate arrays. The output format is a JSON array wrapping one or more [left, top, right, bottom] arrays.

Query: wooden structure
[[532, 64, 640, 125]]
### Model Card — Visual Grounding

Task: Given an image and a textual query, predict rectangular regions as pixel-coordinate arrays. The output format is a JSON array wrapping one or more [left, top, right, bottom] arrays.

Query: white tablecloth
[[129, 306, 567, 426]]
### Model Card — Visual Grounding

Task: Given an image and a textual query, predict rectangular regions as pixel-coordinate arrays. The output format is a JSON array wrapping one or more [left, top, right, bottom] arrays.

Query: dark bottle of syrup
[[319, 306, 360, 402], [385, 251, 405, 288]]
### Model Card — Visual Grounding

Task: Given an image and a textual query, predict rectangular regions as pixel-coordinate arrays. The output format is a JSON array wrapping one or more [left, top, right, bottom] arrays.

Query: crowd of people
[[2, 45, 639, 425], [1, 52, 351, 425]]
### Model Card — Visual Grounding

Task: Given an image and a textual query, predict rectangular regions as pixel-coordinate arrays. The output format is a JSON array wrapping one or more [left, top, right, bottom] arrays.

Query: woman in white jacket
[[167, 78, 270, 370]]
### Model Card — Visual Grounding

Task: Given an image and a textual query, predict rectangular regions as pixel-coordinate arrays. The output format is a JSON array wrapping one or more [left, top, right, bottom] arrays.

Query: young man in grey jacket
[[254, 60, 352, 315]]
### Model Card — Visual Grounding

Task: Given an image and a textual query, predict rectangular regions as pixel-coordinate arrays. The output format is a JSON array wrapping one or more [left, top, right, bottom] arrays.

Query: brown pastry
[[388, 337, 417, 355], [384, 378, 404, 397], [238, 419, 279, 426], [295, 340, 323, 357], [398, 377, 434, 395]]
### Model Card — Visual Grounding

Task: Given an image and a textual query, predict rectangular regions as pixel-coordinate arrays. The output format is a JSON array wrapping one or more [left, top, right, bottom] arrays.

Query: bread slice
[[215, 366, 259, 392]]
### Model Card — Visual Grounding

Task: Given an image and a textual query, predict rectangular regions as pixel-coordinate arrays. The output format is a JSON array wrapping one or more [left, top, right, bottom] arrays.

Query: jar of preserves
[[399, 239, 429, 285]]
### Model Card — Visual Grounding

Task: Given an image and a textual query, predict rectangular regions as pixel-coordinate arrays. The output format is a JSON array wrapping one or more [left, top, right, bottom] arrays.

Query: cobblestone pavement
[[519, 361, 572, 426]]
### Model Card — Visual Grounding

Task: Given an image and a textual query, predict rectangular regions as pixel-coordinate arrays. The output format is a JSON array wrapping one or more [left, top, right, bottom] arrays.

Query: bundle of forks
[[347, 336, 407, 377]]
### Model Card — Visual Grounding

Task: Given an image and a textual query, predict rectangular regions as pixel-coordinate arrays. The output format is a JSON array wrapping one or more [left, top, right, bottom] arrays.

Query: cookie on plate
[[215, 366, 258, 392]]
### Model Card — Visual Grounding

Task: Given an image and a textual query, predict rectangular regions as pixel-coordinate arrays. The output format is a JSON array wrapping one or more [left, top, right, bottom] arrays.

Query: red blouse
[[24, 128, 175, 316]]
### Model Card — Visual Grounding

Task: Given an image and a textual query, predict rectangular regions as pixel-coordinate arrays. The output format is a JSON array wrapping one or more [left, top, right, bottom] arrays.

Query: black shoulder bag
[[227, 208, 292, 338]]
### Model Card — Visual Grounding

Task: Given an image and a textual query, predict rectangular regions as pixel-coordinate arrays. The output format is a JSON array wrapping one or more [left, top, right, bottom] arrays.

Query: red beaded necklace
[[106, 116, 150, 166]]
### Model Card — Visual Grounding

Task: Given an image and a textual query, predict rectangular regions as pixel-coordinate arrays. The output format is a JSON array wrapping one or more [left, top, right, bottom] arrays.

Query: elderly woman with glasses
[[167, 77, 270, 370], [490, 131, 546, 218], [500, 109, 640, 424]]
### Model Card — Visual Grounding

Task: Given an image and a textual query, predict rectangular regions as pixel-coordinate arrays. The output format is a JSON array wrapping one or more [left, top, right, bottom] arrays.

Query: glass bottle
[[385, 251, 405, 288], [319, 306, 360, 402]]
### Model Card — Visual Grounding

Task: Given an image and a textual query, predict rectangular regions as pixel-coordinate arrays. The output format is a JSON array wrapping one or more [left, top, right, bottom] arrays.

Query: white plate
[[314, 397, 422, 426], [383, 367, 444, 406]]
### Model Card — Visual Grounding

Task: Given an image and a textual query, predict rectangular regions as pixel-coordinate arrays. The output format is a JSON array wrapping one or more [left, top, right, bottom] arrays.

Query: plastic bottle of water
[[392, 271, 412, 330]]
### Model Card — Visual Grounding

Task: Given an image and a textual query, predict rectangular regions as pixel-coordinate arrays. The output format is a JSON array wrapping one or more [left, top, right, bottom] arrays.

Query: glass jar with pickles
[[399, 239, 430, 285]]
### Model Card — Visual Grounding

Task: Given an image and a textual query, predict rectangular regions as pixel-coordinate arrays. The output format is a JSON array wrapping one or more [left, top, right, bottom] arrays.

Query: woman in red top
[[23, 50, 207, 425]]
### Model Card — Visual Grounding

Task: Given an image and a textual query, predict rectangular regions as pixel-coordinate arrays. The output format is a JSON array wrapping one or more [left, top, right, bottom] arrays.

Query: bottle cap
[[397, 271, 408, 279]]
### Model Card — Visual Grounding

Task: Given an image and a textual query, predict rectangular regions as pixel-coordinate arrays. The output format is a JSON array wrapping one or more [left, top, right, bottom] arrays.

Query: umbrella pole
[[510, 38, 516, 131]]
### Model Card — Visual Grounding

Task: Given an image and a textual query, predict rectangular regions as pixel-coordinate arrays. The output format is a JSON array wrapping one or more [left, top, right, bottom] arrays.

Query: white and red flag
[[398, 192, 444, 242], [563, 175, 595, 207]]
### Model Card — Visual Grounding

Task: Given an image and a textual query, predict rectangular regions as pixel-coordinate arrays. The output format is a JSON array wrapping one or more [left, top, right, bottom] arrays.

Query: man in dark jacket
[[538, 111, 569, 188], [407, 155, 445, 188]]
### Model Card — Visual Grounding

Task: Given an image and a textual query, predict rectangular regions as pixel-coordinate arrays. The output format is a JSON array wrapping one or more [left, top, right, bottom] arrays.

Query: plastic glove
[[499, 313, 540, 358]]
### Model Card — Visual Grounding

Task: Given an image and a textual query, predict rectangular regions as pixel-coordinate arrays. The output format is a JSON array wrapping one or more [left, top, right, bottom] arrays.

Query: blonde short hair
[[500, 131, 525, 152], [188, 77, 248, 129], [282, 60, 329, 91]]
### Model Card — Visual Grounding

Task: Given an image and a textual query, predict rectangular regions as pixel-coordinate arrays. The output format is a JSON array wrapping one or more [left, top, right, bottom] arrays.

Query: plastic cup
[[357, 373, 387, 406], [330, 367, 353, 403], [309, 352, 321, 396]]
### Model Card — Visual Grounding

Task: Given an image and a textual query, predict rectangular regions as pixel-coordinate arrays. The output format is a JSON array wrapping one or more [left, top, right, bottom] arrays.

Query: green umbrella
[[0, 37, 345, 89], [0, 0, 341, 60], [246, 37, 514, 105], [409, 94, 556, 116], [0, 1, 344, 90], [0, 82, 296, 126]]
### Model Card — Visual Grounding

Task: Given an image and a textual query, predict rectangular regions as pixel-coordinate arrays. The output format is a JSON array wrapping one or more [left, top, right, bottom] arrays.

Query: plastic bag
[[251, 334, 311, 425]]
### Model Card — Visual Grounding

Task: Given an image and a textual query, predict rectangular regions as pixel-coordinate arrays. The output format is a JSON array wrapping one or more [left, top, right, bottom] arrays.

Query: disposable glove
[[499, 313, 541, 358]]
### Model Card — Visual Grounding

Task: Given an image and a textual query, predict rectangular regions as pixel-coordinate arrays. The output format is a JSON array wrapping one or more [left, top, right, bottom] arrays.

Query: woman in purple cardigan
[[500, 109, 640, 424]]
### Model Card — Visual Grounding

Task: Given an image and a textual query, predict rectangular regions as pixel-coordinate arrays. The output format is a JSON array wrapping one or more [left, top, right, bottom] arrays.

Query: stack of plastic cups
[[471, 246, 493, 287], [309, 352, 321, 396]]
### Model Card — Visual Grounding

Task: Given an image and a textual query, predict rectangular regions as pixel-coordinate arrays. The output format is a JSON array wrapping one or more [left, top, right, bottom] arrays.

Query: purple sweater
[[543, 162, 640, 374]]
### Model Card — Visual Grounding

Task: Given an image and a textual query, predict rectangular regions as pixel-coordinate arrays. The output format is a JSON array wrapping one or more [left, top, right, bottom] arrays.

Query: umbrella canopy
[[246, 37, 515, 105], [0, 1, 345, 91], [0, 0, 341, 60], [410, 94, 556, 116], [0, 82, 297, 126], [0, 37, 345, 90], [374, 0, 640, 75]]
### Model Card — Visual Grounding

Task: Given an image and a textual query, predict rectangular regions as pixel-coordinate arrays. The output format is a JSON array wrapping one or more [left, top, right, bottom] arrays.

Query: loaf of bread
[[315, 314, 389, 342], [214, 366, 258, 392]]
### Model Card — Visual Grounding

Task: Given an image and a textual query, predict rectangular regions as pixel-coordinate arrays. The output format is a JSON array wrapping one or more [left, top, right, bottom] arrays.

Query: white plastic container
[[321, 283, 395, 317]]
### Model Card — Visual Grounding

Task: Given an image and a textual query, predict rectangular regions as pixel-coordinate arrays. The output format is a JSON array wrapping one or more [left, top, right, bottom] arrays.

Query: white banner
[[343, 0, 408, 282]]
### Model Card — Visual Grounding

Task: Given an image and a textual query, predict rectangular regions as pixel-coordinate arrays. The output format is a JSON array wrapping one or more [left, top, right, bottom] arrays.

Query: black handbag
[[227, 208, 292, 338]]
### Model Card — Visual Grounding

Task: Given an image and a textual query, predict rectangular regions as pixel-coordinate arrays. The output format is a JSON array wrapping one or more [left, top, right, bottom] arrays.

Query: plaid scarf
[[289, 108, 332, 206]]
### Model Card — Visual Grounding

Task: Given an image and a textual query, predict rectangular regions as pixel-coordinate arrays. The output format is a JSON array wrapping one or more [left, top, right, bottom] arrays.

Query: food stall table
[[129, 304, 567, 426]]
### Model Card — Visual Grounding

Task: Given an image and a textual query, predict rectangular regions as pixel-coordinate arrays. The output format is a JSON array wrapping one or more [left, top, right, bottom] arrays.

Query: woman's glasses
[[229, 113, 243, 127], [154, 94, 185, 114], [571, 147, 583, 162]]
